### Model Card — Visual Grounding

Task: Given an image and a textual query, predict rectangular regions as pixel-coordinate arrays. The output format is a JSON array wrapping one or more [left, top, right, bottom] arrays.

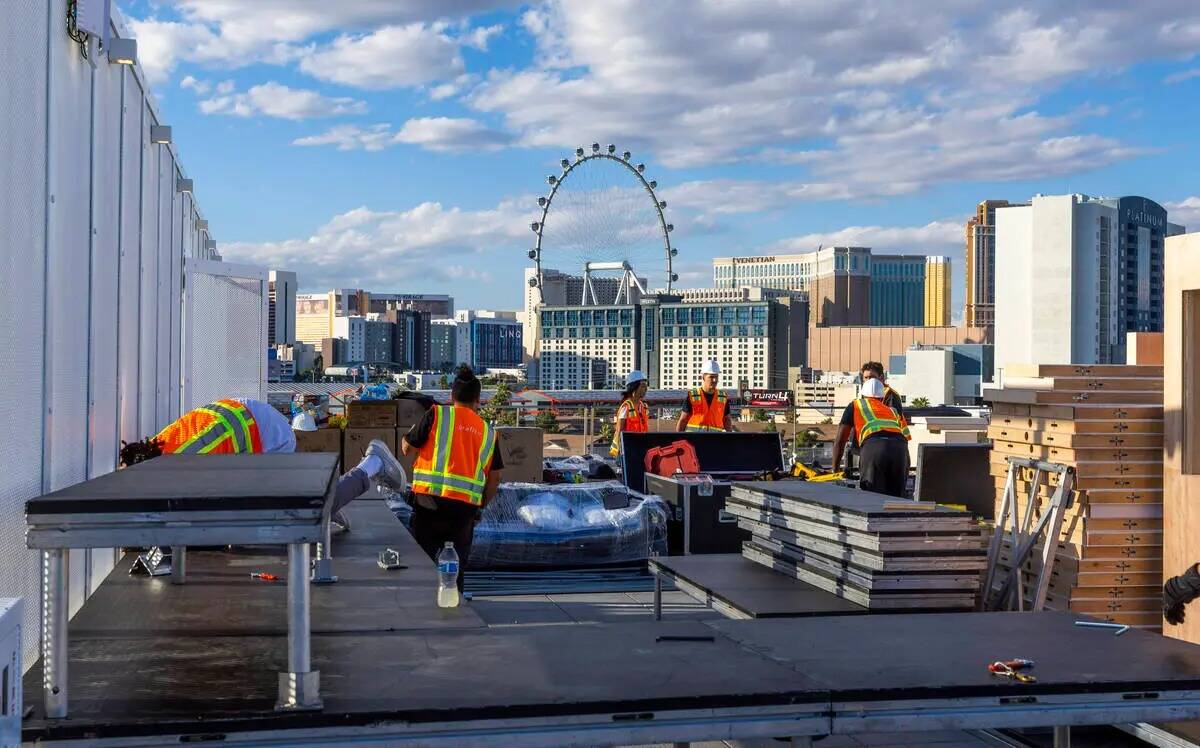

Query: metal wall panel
[[117, 72, 143, 447], [90, 45, 122, 480], [139, 106, 160, 438], [155, 152, 175, 426], [0, 0, 50, 667], [184, 262, 269, 410], [45, 0, 96, 617]]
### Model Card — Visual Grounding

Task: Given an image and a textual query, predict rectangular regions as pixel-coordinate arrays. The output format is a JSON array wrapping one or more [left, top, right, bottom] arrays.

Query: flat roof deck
[[23, 498, 1200, 746]]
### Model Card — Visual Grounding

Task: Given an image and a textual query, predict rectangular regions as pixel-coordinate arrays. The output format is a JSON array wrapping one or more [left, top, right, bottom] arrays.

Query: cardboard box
[[397, 398, 428, 432], [343, 428, 397, 475], [348, 399, 399, 428], [496, 427, 544, 483], [294, 427, 343, 471]]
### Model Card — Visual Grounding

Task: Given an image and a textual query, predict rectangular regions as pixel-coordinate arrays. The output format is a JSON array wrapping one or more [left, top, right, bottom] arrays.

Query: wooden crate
[[984, 387, 1163, 406], [989, 402, 1164, 421], [1000, 376, 1163, 392], [293, 427, 343, 471]]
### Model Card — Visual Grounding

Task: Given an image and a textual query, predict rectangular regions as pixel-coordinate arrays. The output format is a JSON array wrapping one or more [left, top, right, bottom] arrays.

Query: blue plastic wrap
[[469, 481, 668, 568]]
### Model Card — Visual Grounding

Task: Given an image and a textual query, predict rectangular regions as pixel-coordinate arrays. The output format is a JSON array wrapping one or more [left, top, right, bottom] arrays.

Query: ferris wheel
[[527, 143, 677, 305]]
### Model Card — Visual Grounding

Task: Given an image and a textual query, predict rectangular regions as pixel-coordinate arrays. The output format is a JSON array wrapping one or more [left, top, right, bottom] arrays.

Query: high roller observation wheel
[[526, 143, 678, 304]]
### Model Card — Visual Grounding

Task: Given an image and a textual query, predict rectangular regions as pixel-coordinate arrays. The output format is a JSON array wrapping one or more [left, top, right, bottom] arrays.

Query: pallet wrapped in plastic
[[468, 481, 668, 568]]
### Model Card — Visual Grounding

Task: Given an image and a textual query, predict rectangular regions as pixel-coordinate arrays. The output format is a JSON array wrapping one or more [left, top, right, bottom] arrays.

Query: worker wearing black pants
[[832, 377, 912, 498], [402, 366, 504, 593], [857, 433, 909, 497], [410, 497, 480, 593]]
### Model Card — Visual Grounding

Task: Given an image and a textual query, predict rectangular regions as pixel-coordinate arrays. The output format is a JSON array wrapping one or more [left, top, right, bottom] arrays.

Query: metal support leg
[[171, 546, 186, 585], [278, 542, 322, 710], [311, 520, 337, 584], [1053, 725, 1070, 748], [654, 571, 663, 621], [42, 550, 69, 719]]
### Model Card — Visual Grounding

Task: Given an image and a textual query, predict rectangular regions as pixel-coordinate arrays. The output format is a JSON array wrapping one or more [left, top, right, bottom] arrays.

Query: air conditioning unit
[[0, 598, 22, 746]]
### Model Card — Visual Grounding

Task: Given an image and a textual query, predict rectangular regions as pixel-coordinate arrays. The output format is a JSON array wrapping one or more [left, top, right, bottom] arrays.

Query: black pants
[[410, 495, 479, 593], [858, 435, 909, 498]]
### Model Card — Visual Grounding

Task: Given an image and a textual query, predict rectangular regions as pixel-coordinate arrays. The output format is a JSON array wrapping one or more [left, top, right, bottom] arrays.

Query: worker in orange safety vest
[[675, 359, 733, 432], [402, 366, 504, 592], [120, 397, 408, 533], [610, 370, 650, 457], [831, 378, 911, 497]]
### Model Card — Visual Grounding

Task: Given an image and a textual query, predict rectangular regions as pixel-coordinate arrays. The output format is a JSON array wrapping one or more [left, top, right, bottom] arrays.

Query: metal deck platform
[[22, 493, 1200, 746]]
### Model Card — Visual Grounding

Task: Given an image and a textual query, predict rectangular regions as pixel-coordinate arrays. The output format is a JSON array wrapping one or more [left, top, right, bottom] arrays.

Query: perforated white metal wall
[[184, 261, 269, 410], [0, 0, 51, 668], [0, 3, 263, 665]]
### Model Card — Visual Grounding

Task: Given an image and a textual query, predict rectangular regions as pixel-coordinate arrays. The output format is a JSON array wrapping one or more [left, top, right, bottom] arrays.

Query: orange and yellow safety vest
[[412, 405, 497, 506], [610, 398, 649, 456], [154, 399, 264, 455], [685, 388, 728, 432], [851, 396, 910, 445]]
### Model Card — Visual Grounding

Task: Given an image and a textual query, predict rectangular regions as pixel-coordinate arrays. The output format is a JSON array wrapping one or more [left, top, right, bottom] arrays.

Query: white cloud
[[1165, 68, 1200, 84], [179, 75, 210, 94], [294, 118, 510, 153], [429, 73, 480, 100], [465, 0, 1200, 194], [198, 82, 367, 120], [1166, 197, 1200, 231], [292, 124, 397, 151], [298, 24, 464, 90], [221, 199, 533, 292], [127, 1, 515, 85], [393, 117, 512, 152], [463, 24, 504, 51], [770, 220, 965, 255]]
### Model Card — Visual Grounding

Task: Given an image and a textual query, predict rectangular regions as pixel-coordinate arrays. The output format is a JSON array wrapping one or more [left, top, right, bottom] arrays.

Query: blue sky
[[122, 1, 1200, 318]]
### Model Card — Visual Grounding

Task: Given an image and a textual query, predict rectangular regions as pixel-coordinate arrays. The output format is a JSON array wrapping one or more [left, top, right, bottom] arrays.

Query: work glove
[[1164, 563, 1200, 625]]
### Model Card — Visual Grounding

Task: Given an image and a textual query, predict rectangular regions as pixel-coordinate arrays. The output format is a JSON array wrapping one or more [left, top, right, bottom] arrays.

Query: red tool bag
[[643, 440, 702, 477]]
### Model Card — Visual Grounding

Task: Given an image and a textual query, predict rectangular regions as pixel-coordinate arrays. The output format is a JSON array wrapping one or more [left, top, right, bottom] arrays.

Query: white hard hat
[[860, 378, 885, 398], [701, 360, 721, 375], [291, 412, 317, 432], [626, 370, 647, 387]]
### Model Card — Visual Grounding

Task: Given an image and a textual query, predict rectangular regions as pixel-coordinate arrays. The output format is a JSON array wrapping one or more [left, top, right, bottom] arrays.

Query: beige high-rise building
[[923, 256, 951, 326], [966, 200, 1022, 328], [295, 292, 335, 345], [712, 246, 870, 326]]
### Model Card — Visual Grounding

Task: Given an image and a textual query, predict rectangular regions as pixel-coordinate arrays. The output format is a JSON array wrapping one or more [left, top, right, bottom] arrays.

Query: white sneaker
[[365, 439, 408, 493]]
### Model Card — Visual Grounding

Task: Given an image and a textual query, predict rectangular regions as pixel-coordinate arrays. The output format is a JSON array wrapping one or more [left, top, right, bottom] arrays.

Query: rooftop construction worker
[[610, 370, 650, 457], [676, 359, 733, 432], [861, 360, 905, 418], [119, 398, 408, 532], [831, 377, 911, 497], [402, 366, 503, 593]]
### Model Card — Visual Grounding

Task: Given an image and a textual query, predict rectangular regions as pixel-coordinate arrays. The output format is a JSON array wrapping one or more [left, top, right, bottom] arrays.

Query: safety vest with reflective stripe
[[610, 398, 649, 456], [155, 399, 264, 455], [685, 388, 727, 432], [412, 405, 497, 506], [851, 396, 911, 445]]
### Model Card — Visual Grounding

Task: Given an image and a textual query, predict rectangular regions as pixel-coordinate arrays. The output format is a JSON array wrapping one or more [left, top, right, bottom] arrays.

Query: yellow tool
[[791, 462, 843, 483]]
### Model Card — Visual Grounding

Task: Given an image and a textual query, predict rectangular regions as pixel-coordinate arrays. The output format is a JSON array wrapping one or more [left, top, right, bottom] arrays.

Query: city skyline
[[122, 1, 1200, 315]]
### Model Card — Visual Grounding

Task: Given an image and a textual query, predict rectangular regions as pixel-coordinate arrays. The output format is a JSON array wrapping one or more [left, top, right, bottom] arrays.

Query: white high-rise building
[[522, 267, 645, 363], [994, 193, 1184, 375]]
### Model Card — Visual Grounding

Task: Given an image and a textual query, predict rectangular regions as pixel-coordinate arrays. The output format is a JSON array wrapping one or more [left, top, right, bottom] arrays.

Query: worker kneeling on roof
[[611, 370, 650, 457], [119, 398, 408, 533], [831, 378, 911, 497], [676, 359, 733, 433], [402, 366, 504, 593]]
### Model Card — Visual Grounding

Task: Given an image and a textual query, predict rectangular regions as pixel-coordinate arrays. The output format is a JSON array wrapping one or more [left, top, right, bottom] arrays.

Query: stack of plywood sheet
[[726, 482, 985, 610], [983, 363, 1164, 630]]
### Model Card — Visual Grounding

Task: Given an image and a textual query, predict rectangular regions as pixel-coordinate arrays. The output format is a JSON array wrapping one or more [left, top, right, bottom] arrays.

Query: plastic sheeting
[[470, 481, 667, 568]]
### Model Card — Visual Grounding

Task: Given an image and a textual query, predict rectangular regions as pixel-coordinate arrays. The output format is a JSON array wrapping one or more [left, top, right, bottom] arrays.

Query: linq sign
[[741, 389, 794, 407]]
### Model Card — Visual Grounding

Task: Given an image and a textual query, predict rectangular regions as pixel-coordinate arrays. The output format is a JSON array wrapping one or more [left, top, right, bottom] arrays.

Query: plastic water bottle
[[436, 542, 460, 608]]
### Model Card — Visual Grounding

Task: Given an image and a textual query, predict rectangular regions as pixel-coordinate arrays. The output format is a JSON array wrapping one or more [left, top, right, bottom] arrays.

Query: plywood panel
[[1164, 232, 1200, 644]]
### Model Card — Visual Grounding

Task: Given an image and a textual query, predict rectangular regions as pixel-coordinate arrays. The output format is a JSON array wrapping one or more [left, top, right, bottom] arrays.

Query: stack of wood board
[[983, 363, 1163, 630], [726, 482, 985, 610]]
